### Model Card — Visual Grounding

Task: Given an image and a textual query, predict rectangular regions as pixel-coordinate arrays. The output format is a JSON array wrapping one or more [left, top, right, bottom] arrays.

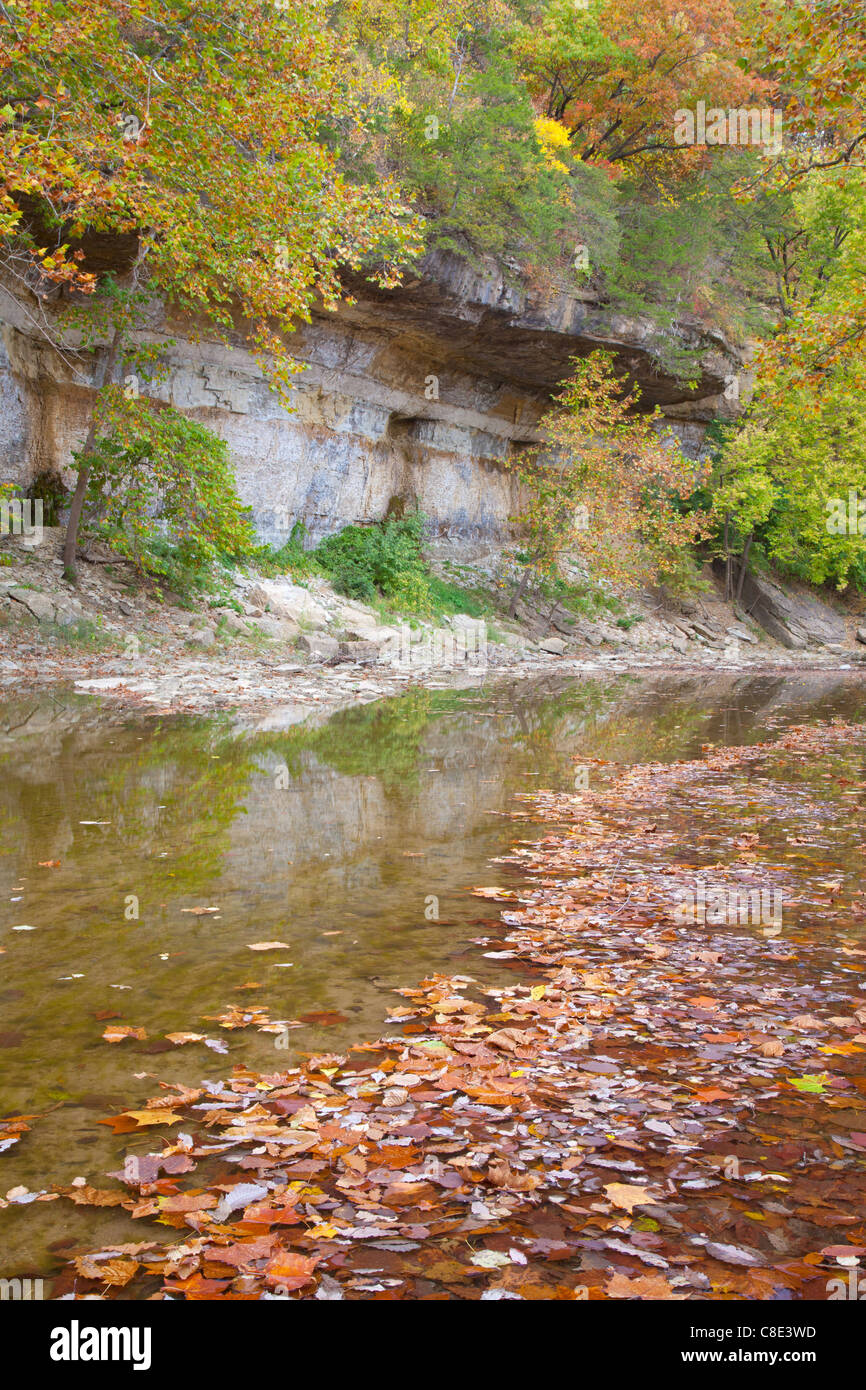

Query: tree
[[0, 0, 421, 579], [751, 0, 866, 182], [78, 392, 257, 593], [509, 350, 708, 603], [513, 0, 765, 173], [714, 349, 866, 593]]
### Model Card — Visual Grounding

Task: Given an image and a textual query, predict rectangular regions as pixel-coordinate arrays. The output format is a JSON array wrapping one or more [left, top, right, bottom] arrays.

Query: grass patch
[[547, 577, 623, 619]]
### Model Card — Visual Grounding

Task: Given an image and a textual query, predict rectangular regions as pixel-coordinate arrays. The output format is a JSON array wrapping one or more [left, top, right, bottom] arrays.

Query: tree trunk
[[723, 512, 732, 603], [509, 567, 531, 619], [63, 328, 122, 583], [735, 532, 754, 608]]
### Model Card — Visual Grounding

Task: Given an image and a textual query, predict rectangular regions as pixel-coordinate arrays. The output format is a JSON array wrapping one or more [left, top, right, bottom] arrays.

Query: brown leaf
[[606, 1272, 676, 1299], [264, 1250, 319, 1290], [73, 1256, 139, 1285]]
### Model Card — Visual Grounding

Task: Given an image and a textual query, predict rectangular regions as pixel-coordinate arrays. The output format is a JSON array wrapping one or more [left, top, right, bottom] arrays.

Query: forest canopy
[[1, 0, 865, 591]]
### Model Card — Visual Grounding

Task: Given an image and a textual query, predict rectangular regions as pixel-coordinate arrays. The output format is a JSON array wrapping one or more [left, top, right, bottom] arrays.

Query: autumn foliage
[[511, 352, 708, 590], [0, 0, 421, 575]]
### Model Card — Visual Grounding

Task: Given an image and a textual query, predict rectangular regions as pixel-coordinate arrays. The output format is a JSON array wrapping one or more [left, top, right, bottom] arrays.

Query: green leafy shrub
[[315, 512, 433, 612], [80, 398, 255, 596], [257, 514, 497, 619], [254, 522, 316, 580]]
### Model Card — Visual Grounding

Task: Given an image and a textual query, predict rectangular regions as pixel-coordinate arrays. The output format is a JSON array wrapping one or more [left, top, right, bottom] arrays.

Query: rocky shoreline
[[1, 529, 864, 720]]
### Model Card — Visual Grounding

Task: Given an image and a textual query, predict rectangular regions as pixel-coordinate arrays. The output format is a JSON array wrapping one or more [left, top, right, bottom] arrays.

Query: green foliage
[[256, 513, 498, 619], [425, 575, 491, 618], [713, 362, 866, 590], [607, 162, 778, 378], [384, 52, 577, 268], [315, 512, 432, 610], [254, 522, 317, 580], [80, 397, 255, 595], [694, 170, 866, 594]]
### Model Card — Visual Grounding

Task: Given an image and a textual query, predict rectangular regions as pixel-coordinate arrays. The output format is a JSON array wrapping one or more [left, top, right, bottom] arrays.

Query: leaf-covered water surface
[[25, 718, 866, 1302]]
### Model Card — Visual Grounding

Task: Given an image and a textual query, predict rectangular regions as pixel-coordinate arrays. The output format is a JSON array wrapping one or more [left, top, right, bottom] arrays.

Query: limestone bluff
[[0, 248, 745, 557]]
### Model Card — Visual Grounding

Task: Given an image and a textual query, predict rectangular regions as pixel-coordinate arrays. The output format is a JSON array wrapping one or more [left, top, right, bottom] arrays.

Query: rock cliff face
[[0, 249, 745, 550]]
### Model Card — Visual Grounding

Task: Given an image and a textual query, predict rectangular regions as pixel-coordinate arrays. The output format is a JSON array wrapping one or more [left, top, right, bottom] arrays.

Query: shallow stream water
[[1, 668, 864, 1279]]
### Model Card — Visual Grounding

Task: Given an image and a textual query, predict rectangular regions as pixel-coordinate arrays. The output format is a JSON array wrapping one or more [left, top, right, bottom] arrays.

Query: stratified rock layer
[[0, 250, 745, 549]]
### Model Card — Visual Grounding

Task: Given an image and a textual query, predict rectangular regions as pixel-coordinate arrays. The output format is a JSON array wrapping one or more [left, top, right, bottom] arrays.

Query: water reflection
[[0, 669, 864, 1272]]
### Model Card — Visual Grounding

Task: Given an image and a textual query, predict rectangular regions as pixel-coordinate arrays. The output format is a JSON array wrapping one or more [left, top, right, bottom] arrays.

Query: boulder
[[857, 627, 866, 646], [573, 622, 605, 648], [368, 625, 403, 646], [250, 615, 299, 642], [737, 571, 846, 649], [53, 606, 82, 628], [539, 635, 567, 655], [338, 640, 381, 664], [188, 627, 217, 649], [213, 607, 248, 635], [548, 603, 576, 635], [298, 633, 339, 661], [726, 623, 758, 645], [8, 588, 55, 622], [246, 581, 330, 629]]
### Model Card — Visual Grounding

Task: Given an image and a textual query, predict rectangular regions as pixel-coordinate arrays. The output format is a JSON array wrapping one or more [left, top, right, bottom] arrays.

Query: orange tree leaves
[[0, 0, 422, 391]]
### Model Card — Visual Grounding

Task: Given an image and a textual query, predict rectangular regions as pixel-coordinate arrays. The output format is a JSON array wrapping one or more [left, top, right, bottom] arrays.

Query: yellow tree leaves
[[0, 1, 422, 392], [511, 350, 709, 590]]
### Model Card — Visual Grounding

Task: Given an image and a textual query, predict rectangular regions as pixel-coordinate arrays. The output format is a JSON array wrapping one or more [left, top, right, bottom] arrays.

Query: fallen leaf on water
[[470, 1250, 512, 1269], [606, 1272, 676, 1299], [705, 1241, 763, 1266], [102, 1025, 147, 1043], [73, 1256, 139, 1285], [61, 1186, 127, 1207], [787, 1074, 829, 1093], [264, 1250, 319, 1290], [157, 1193, 218, 1214], [163, 1273, 230, 1297], [99, 1109, 184, 1133], [604, 1183, 652, 1213]]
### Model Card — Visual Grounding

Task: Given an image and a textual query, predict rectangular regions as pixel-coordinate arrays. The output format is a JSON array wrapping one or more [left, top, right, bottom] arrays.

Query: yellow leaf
[[604, 1182, 653, 1213]]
